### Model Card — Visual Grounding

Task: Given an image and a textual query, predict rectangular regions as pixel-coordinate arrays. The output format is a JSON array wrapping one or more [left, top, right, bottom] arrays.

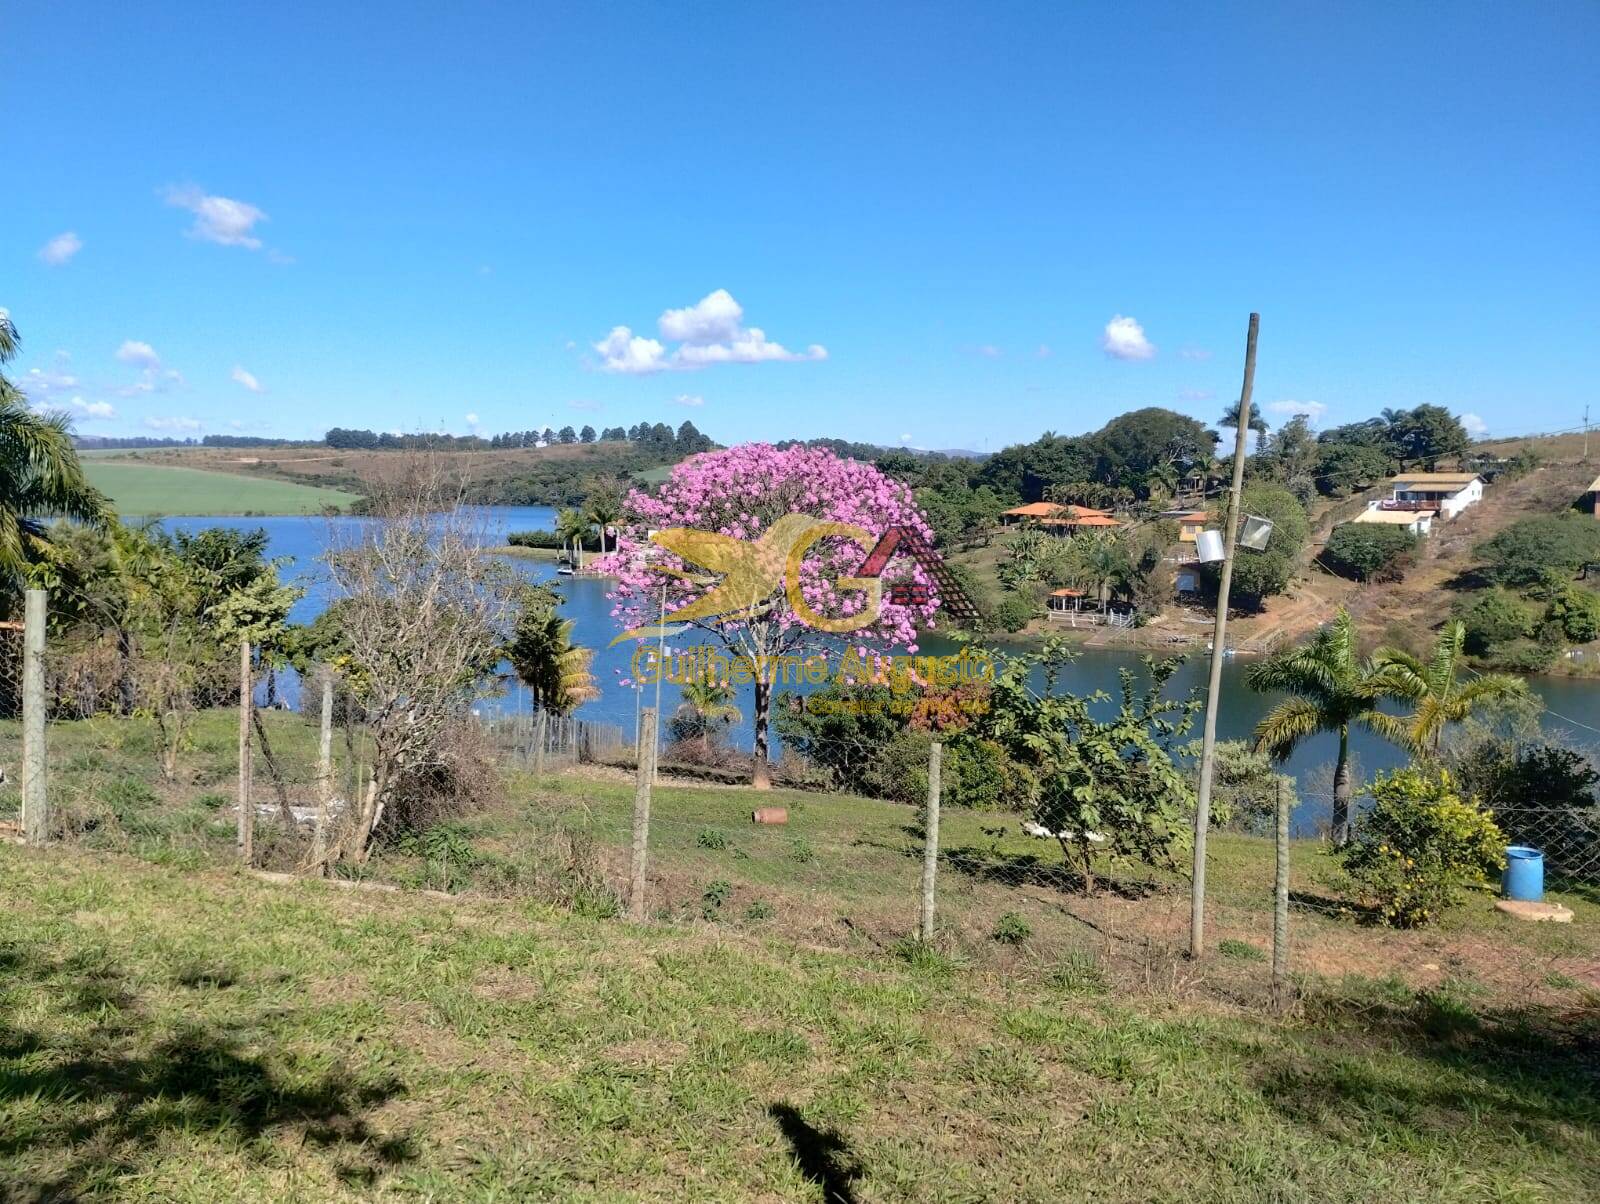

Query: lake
[[155, 507, 1600, 830]]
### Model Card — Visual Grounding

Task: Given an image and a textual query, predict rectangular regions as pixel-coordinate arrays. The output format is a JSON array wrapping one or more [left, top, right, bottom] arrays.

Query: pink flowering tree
[[596, 443, 942, 788]]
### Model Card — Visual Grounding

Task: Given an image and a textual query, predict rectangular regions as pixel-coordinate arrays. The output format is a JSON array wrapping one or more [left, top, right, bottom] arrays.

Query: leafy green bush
[[992, 911, 1032, 945], [1341, 768, 1505, 928], [993, 593, 1035, 633], [1477, 514, 1600, 588], [742, 899, 776, 922], [1201, 483, 1308, 604], [1322, 522, 1419, 582], [700, 879, 732, 920], [695, 828, 729, 851], [1454, 589, 1534, 654], [1545, 583, 1600, 643], [1448, 737, 1600, 881]]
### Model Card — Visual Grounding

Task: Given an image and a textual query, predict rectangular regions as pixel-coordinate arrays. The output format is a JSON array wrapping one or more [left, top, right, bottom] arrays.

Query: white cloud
[[67, 396, 115, 420], [673, 328, 826, 368], [21, 361, 80, 400], [231, 365, 264, 393], [593, 326, 668, 374], [143, 415, 202, 432], [464, 412, 480, 428], [1101, 315, 1155, 361], [659, 288, 744, 345], [900, 432, 913, 443], [116, 340, 160, 369], [973, 344, 1002, 359], [1461, 412, 1488, 437], [163, 185, 268, 249], [671, 394, 704, 407], [1179, 347, 1213, 362], [1267, 400, 1328, 422], [592, 290, 826, 374], [38, 232, 83, 266], [1179, 388, 1215, 402]]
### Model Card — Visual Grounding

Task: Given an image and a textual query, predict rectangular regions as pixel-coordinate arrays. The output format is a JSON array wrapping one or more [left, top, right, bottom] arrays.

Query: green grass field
[[83, 461, 359, 516], [2, 711, 1597, 1199]]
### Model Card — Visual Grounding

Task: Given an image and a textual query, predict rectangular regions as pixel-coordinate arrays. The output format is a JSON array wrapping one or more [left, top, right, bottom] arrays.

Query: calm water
[[156, 508, 1600, 830]]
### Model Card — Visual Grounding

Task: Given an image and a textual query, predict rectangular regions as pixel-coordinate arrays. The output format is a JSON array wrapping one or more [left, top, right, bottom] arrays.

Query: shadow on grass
[[0, 944, 412, 1198], [1260, 984, 1600, 1168], [768, 1103, 863, 1204]]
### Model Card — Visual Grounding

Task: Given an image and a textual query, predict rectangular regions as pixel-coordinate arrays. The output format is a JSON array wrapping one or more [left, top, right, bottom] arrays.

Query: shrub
[[743, 899, 776, 922], [1454, 589, 1533, 655], [993, 593, 1034, 633], [1341, 768, 1505, 927], [788, 837, 815, 864], [1545, 583, 1600, 644], [1322, 523, 1419, 582], [700, 879, 732, 920], [992, 911, 1032, 945], [1477, 514, 1600, 588], [1201, 483, 1309, 605], [695, 828, 729, 851]]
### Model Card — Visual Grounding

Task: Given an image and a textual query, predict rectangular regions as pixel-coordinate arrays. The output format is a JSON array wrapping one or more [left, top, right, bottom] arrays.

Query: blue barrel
[[1503, 846, 1544, 902]]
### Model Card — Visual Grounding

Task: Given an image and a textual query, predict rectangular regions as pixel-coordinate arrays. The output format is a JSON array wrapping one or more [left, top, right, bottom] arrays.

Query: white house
[[1353, 507, 1434, 536], [1368, 472, 1485, 521]]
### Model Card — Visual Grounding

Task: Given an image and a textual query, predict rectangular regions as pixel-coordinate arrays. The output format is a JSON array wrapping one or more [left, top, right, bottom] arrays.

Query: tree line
[[325, 419, 714, 456]]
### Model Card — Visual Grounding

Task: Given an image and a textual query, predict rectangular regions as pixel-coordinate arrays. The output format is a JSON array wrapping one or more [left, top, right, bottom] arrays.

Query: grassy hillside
[[4, 840, 1597, 1202], [105, 441, 675, 507], [84, 461, 358, 517]]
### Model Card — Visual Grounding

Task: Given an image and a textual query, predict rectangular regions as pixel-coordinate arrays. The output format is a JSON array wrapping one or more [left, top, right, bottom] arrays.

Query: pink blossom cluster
[[595, 443, 941, 654]]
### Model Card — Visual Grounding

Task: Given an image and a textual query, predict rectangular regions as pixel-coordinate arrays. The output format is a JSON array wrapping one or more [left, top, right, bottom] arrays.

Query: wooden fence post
[[1271, 778, 1292, 1015], [534, 709, 547, 778], [629, 707, 658, 921], [920, 741, 943, 942], [237, 637, 253, 864], [21, 588, 48, 845], [313, 666, 333, 874]]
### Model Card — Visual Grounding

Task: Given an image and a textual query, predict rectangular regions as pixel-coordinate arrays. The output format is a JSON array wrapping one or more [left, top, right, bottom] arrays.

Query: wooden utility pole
[[919, 742, 943, 942], [629, 707, 658, 921], [313, 666, 334, 874], [1271, 778, 1292, 1014], [1190, 313, 1259, 960], [237, 638, 253, 864], [21, 589, 48, 845]]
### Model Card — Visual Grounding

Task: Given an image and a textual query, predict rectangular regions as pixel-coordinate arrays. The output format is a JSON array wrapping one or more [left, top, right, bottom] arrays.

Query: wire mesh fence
[[9, 579, 1599, 1008]]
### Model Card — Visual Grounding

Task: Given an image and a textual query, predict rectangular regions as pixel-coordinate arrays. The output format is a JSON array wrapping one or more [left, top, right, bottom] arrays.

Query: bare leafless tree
[[321, 457, 516, 862]]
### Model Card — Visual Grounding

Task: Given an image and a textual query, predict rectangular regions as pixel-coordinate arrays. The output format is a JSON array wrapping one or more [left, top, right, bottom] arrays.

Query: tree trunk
[[751, 678, 772, 790], [1331, 727, 1352, 846], [115, 626, 136, 716]]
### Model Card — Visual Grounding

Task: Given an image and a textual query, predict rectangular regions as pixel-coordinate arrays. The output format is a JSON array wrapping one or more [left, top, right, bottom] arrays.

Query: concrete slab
[[1494, 899, 1574, 923]]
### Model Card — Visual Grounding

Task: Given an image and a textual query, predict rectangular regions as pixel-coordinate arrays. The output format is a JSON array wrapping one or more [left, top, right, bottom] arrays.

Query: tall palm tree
[[1247, 609, 1411, 844], [585, 490, 623, 555], [676, 677, 741, 756], [0, 312, 114, 596], [1219, 400, 1269, 437], [507, 589, 597, 714], [1373, 621, 1530, 755], [554, 506, 591, 570]]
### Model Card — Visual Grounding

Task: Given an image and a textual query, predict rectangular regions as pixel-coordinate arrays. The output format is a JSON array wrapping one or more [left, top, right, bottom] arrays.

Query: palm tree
[[1219, 400, 1269, 437], [1373, 621, 1530, 755], [507, 588, 597, 714], [585, 490, 623, 555], [676, 677, 741, 757], [1065, 530, 1133, 607], [1247, 609, 1411, 844], [0, 312, 114, 596], [1143, 463, 1180, 504], [554, 506, 591, 570]]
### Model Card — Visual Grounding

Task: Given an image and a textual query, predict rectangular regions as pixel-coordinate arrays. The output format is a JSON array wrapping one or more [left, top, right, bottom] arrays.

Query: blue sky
[[5, 2, 1597, 450]]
